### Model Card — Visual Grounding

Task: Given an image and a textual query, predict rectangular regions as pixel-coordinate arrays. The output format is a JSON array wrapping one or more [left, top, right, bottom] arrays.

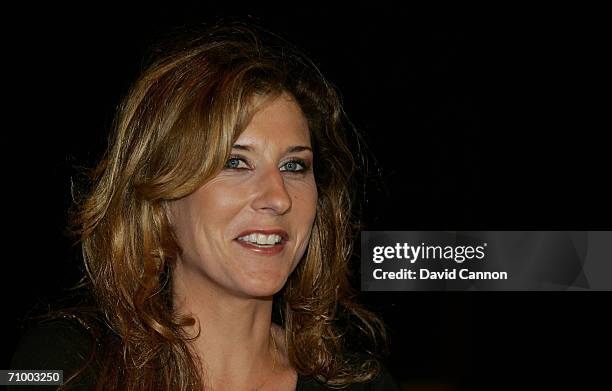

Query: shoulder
[[297, 361, 401, 391], [10, 316, 99, 389]]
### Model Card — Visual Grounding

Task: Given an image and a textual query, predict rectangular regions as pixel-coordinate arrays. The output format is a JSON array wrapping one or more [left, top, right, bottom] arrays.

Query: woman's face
[[169, 92, 318, 299]]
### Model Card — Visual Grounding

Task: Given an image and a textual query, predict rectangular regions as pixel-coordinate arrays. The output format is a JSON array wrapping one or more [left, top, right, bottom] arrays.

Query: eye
[[280, 159, 308, 172], [224, 156, 250, 170]]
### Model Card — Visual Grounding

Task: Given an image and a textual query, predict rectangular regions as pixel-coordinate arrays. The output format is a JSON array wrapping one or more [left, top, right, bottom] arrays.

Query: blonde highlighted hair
[[67, 22, 386, 390]]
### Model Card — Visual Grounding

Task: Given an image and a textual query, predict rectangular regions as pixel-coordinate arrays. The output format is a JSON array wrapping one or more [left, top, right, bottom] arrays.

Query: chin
[[235, 274, 288, 298]]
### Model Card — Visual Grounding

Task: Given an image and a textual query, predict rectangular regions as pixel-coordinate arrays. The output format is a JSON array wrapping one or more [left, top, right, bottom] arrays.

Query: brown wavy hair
[[65, 22, 387, 390]]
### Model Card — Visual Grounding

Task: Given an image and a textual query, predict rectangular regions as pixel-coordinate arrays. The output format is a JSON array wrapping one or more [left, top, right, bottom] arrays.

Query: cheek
[[291, 181, 318, 231], [171, 181, 242, 245], [292, 187, 318, 267], [191, 180, 242, 223]]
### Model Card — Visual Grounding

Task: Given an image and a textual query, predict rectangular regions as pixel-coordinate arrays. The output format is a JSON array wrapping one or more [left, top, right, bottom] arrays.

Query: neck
[[172, 264, 278, 389]]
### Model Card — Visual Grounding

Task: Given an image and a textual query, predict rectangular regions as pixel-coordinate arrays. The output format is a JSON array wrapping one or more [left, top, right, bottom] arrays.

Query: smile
[[234, 238, 286, 255], [237, 233, 283, 245], [234, 230, 289, 255]]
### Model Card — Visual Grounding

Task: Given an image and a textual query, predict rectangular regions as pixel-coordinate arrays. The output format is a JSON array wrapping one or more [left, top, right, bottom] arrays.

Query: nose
[[251, 168, 292, 215]]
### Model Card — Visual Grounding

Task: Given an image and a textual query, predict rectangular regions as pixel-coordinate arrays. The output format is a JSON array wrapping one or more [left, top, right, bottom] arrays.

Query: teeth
[[257, 233, 267, 244], [238, 233, 282, 245]]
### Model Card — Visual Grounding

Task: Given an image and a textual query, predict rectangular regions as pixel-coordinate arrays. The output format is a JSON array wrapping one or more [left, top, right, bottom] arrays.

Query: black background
[[3, 3, 610, 390]]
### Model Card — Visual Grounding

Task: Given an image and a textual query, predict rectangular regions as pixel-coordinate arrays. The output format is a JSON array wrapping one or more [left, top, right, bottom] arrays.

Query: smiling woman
[[169, 93, 318, 302], [10, 22, 399, 390]]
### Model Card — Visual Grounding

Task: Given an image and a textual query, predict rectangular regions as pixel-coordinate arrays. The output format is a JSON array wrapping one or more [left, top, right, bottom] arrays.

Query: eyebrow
[[232, 144, 312, 153]]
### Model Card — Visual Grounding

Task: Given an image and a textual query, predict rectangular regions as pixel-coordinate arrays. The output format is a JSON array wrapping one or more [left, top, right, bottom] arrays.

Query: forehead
[[235, 93, 311, 148]]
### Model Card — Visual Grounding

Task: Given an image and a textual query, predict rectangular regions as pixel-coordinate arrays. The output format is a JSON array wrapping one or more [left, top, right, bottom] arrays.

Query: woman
[[11, 22, 400, 390]]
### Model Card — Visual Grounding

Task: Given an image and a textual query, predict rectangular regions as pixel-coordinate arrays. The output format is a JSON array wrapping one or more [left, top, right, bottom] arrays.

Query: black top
[[10, 318, 400, 390]]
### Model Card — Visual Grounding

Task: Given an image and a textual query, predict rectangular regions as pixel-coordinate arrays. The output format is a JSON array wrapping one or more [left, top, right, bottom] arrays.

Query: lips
[[235, 229, 289, 243], [234, 228, 289, 256]]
